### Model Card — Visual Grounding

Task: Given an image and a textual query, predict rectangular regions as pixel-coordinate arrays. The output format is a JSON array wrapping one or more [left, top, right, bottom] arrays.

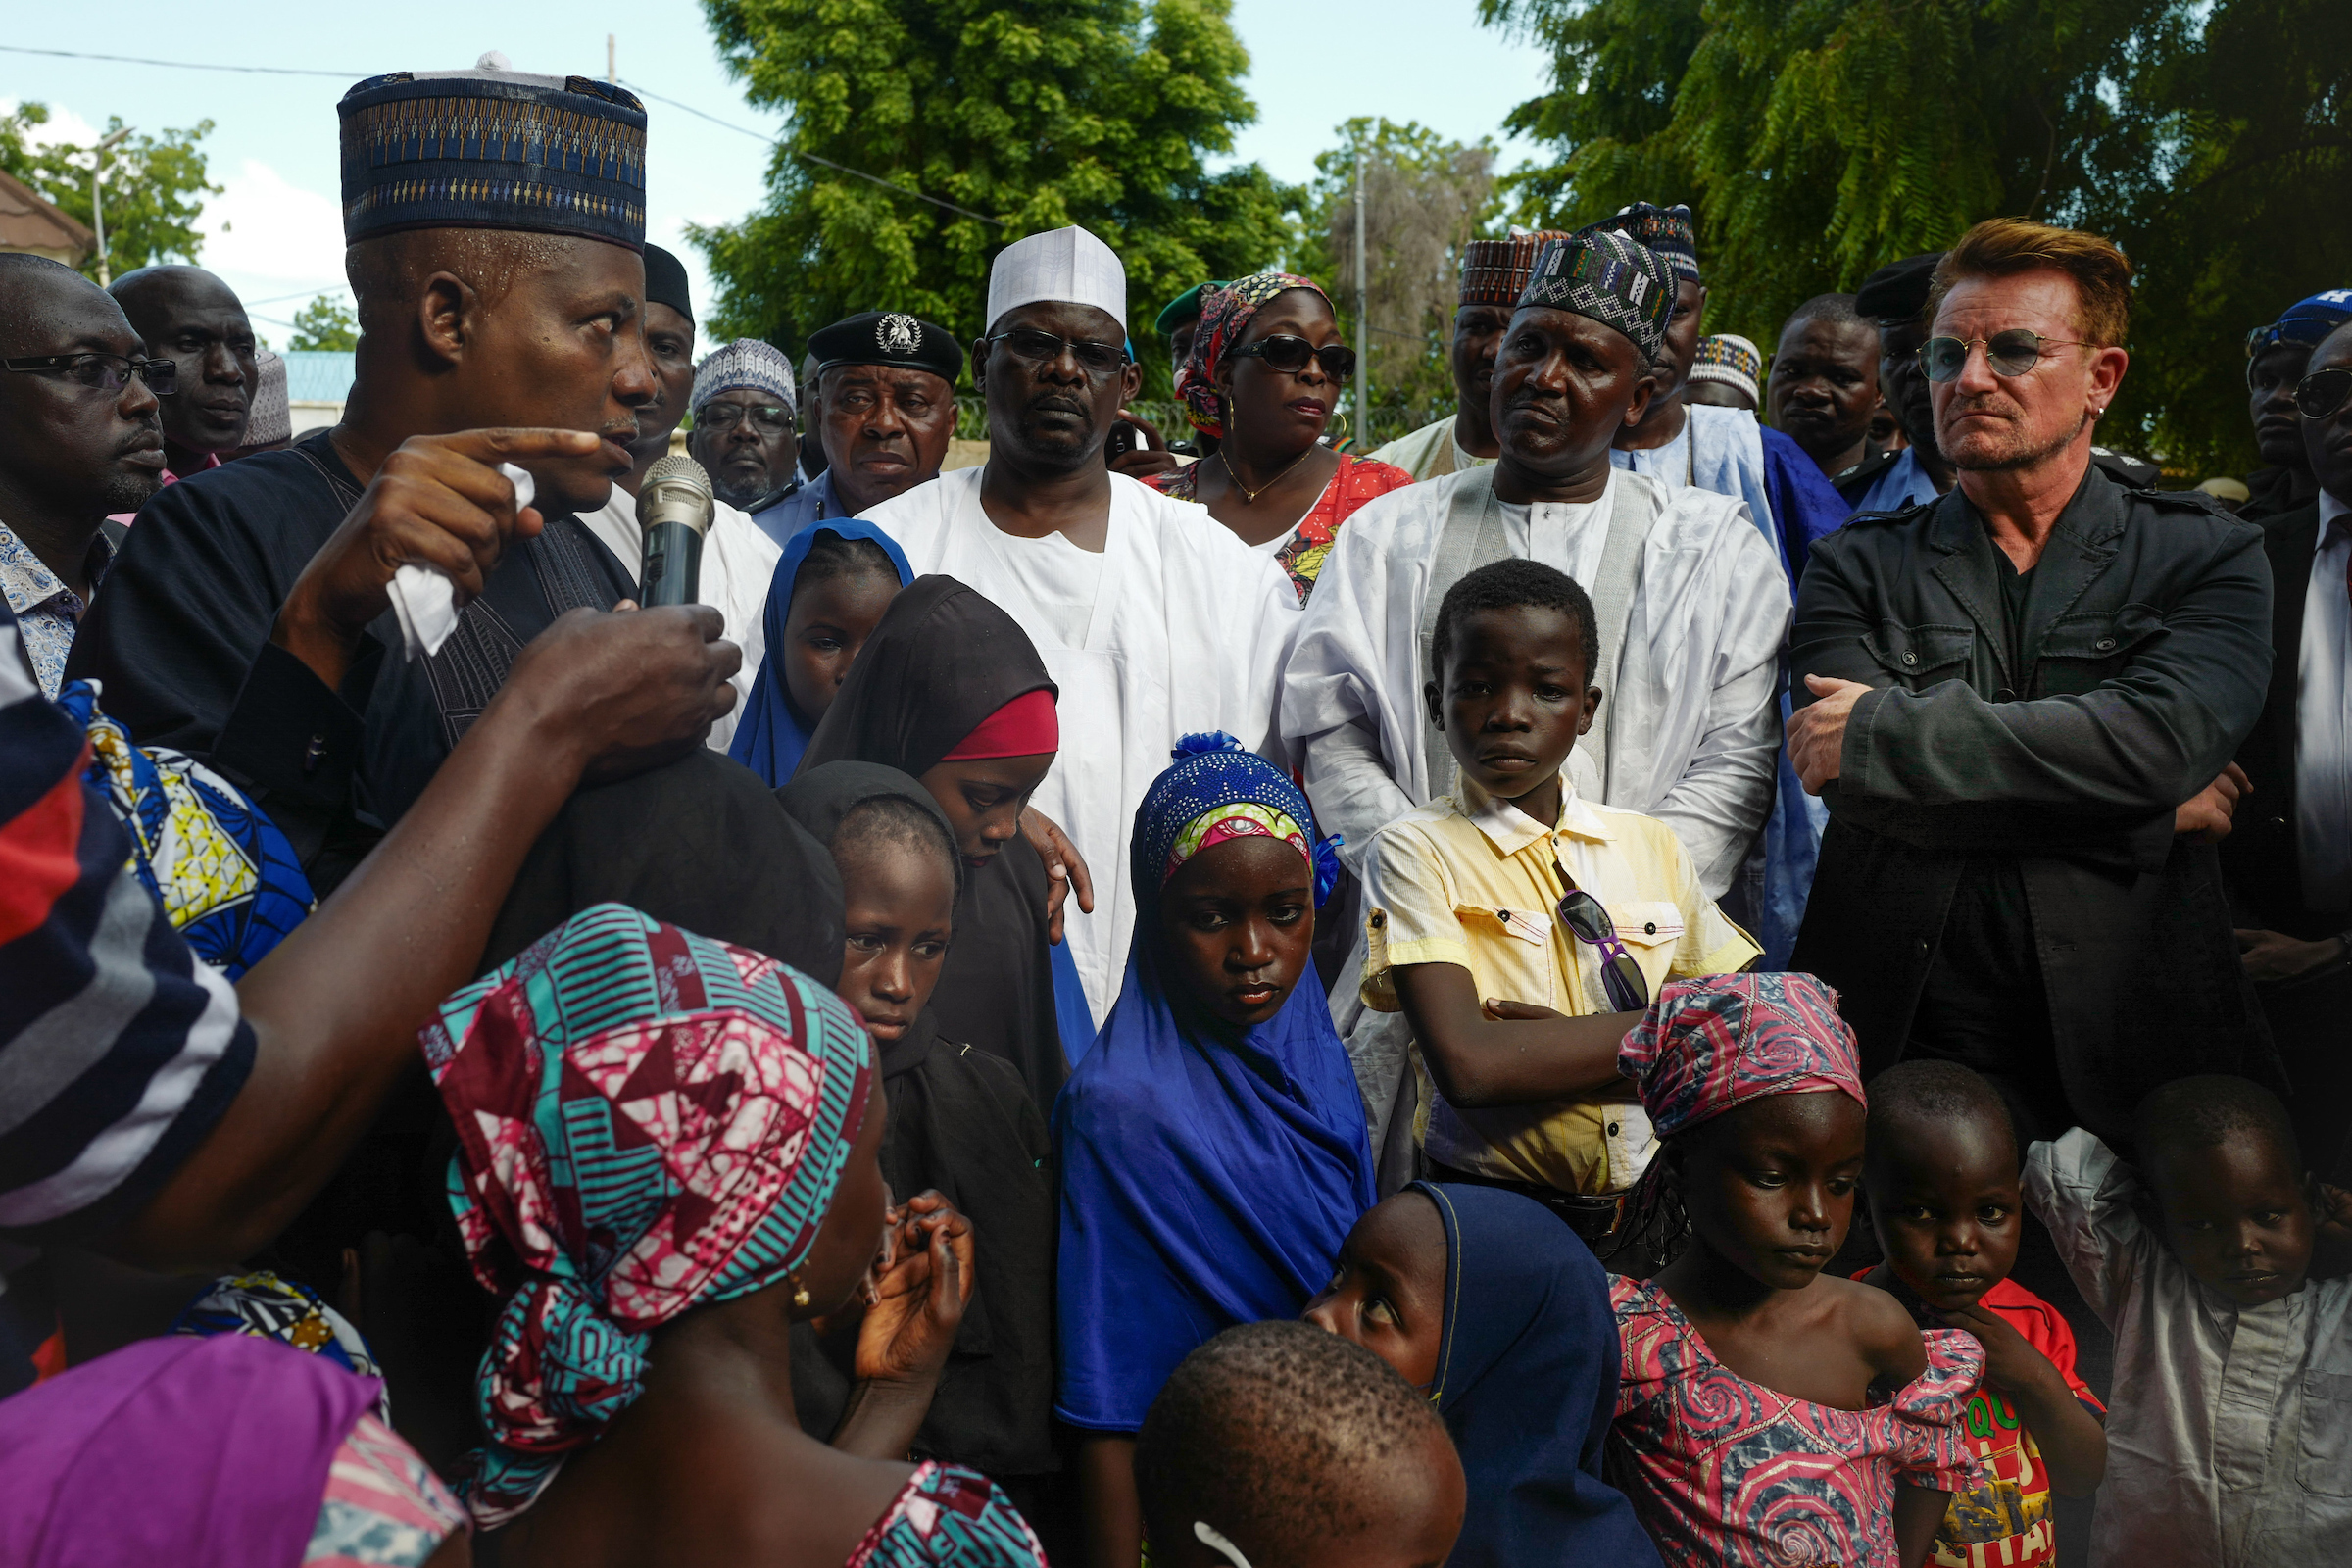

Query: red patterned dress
[[1149, 454, 1414, 604], [1607, 1277, 1985, 1567]]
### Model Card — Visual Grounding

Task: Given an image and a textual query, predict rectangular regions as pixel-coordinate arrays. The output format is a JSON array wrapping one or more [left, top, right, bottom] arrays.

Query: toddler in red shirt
[[1856, 1061, 2107, 1567]]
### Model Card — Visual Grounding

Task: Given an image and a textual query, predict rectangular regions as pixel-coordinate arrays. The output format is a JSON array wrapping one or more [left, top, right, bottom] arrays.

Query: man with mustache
[[72, 62, 665, 890], [109, 265, 258, 480], [0, 254, 172, 695], [1786, 217, 2278, 1150], [860, 224, 1297, 1023], [686, 337, 803, 519], [1284, 228, 1789, 1172], [1366, 233, 1567, 480]]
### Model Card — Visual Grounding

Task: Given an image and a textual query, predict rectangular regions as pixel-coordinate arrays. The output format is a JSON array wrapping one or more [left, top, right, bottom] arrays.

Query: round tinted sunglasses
[[2297, 368, 2352, 420], [1230, 334, 1357, 381], [1917, 329, 2088, 383]]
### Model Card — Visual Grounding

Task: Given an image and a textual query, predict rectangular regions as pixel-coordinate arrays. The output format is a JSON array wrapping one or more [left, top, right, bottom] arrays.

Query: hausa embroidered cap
[[1592, 201, 1701, 284], [691, 338, 798, 416], [1458, 230, 1574, 309], [1689, 334, 1764, 402], [808, 310, 964, 385], [1518, 229, 1678, 364], [338, 53, 647, 250], [986, 225, 1127, 334]]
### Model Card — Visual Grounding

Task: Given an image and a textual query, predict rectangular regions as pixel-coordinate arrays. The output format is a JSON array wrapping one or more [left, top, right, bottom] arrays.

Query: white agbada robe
[[1282, 466, 1789, 1165], [582, 490, 782, 755], [864, 466, 1298, 1021], [1607, 403, 1777, 563]]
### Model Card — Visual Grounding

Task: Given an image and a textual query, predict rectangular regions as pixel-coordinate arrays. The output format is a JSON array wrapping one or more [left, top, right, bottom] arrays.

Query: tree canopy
[[691, 0, 1296, 391], [286, 296, 358, 353], [0, 106, 219, 279], [1485, 0, 2351, 475]]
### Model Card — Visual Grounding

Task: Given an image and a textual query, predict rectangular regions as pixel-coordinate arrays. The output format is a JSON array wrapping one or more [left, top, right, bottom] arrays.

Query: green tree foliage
[[691, 0, 1297, 392], [287, 296, 360, 353], [1297, 118, 1501, 443], [0, 105, 220, 278], [1487, 0, 2349, 471]]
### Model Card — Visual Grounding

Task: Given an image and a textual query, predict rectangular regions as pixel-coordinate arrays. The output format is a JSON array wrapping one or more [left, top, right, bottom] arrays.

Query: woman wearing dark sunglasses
[[1147, 272, 1412, 605]]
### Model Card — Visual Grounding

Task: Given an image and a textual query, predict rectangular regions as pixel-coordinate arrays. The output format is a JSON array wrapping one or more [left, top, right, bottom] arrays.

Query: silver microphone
[[636, 453, 714, 608]]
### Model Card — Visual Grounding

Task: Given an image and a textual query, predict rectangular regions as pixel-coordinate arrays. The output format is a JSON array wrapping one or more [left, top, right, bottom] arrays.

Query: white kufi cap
[[986, 225, 1126, 332]]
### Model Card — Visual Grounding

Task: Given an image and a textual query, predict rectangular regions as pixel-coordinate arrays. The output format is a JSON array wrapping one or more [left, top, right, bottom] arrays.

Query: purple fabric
[[0, 1333, 373, 1568]]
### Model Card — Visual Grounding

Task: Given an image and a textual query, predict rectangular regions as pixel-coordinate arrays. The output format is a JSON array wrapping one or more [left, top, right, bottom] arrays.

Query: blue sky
[[3, 1, 1555, 342]]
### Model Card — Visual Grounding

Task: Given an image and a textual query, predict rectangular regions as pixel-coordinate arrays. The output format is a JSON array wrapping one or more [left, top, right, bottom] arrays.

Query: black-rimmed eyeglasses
[[2, 352, 177, 396], [983, 327, 1128, 379], [696, 401, 792, 431]]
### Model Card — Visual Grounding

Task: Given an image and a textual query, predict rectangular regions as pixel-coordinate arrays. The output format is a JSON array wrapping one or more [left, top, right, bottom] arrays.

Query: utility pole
[[90, 125, 134, 287], [1352, 141, 1369, 450], [607, 34, 617, 84]]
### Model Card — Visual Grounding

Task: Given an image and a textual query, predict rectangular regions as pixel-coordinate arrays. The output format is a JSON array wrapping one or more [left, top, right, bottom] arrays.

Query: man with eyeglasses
[[2238, 291, 2352, 522], [2222, 317, 2352, 1178], [1786, 217, 2279, 1152], [109, 265, 258, 481], [0, 253, 172, 695], [685, 337, 803, 519], [860, 224, 1298, 1026]]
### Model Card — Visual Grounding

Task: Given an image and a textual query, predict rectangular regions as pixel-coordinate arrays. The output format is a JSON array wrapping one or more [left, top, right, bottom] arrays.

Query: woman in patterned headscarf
[[1145, 272, 1410, 604], [425, 904, 1046, 1568]]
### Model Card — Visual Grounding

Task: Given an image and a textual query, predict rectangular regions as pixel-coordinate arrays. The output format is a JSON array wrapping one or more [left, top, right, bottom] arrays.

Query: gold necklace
[[1219, 445, 1317, 505]]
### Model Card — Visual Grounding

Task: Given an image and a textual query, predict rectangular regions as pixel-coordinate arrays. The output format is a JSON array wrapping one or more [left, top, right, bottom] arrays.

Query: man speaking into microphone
[[576, 244, 781, 751]]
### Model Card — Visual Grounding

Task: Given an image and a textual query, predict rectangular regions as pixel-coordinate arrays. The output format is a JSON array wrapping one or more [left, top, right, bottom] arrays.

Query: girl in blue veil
[[728, 518, 912, 784]]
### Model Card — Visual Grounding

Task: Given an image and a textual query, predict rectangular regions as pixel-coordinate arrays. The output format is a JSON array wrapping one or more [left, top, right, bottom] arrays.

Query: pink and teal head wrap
[[1173, 271, 1333, 439], [1617, 973, 1865, 1138], [422, 904, 873, 1526]]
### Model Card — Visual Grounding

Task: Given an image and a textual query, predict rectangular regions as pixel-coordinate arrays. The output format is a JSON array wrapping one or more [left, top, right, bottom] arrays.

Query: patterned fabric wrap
[[843, 1460, 1050, 1568], [693, 337, 798, 415], [1593, 201, 1701, 283], [1689, 335, 1764, 402], [1143, 733, 1344, 909], [303, 1412, 468, 1568], [1174, 271, 1333, 439], [57, 680, 313, 979], [337, 69, 647, 249], [171, 1271, 388, 1423], [421, 903, 874, 1526], [1458, 231, 1574, 308], [1610, 1278, 1984, 1567], [1520, 231, 1677, 366], [1617, 973, 1866, 1139], [247, 351, 291, 445]]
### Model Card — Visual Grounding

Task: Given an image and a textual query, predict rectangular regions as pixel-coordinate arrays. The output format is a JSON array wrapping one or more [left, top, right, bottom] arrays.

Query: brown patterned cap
[[1457, 231, 1574, 308]]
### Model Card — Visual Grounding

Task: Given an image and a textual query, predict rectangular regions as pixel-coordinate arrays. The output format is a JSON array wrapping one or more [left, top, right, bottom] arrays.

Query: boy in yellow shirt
[[1360, 559, 1758, 1258]]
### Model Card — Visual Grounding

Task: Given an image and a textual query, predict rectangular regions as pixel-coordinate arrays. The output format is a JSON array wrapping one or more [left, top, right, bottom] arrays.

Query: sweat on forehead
[[0, 253, 127, 351]]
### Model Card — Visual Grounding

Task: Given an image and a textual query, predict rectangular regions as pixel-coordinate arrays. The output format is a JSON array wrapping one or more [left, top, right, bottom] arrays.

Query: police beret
[[808, 311, 962, 385], [1855, 253, 1944, 325]]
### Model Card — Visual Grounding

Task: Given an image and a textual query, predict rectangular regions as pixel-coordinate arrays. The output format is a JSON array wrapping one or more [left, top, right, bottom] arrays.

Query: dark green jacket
[[1788, 466, 2279, 1142]]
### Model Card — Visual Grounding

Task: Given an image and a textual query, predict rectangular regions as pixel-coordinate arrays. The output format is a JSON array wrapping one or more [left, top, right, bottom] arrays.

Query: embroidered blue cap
[[338, 56, 647, 250]]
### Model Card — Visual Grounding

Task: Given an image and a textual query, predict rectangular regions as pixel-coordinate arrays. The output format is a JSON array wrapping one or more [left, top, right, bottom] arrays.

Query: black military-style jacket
[[1788, 466, 2281, 1143]]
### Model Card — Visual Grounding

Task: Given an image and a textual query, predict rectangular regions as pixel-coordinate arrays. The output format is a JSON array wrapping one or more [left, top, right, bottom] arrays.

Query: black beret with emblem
[[1854, 252, 1944, 326], [808, 311, 964, 386]]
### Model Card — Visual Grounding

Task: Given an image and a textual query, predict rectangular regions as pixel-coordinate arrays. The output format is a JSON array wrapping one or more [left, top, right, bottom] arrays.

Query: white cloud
[[194, 158, 349, 321]]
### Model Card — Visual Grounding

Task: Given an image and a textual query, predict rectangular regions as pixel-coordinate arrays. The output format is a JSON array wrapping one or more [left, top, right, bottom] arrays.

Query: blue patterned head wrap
[[1135, 732, 1344, 908]]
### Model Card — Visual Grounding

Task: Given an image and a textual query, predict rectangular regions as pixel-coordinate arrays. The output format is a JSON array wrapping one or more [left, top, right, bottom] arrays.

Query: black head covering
[[796, 575, 1069, 1114], [1855, 252, 1944, 325], [799, 574, 1057, 777], [808, 311, 963, 386], [643, 243, 693, 323]]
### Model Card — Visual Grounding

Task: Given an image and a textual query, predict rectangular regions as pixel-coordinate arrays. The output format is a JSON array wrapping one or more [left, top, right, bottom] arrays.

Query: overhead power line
[[0, 44, 359, 77]]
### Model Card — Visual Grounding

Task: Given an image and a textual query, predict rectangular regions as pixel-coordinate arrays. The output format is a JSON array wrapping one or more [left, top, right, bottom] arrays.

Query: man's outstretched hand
[[274, 428, 601, 690], [1022, 806, 1096, 944]]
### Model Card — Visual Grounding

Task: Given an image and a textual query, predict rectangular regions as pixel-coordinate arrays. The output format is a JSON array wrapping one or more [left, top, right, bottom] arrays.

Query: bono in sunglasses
[[1784, 216, 2278, 1149]]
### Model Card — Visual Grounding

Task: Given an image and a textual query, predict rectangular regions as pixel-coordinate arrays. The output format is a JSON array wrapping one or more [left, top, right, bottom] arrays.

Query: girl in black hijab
[[798, 575, 1070, 1114]]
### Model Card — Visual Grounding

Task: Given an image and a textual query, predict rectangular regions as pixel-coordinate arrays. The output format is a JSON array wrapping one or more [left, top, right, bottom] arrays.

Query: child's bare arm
[[1392, 962, 1638, 1108], [1892, 1484, 1951, 1568], [1937, 1302, 2107, 1496]]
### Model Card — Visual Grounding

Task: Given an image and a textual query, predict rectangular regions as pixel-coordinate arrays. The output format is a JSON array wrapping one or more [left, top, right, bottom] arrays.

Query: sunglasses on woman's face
[[1916, 329, 2086, 383], [2295, 367, 2352, 421], [1230, 334, 1357, 382]]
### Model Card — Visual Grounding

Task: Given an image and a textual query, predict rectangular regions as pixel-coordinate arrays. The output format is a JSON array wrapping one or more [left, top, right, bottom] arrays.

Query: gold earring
[[789, 1272, 811, 1310], [1327, 408, 1350, 447]]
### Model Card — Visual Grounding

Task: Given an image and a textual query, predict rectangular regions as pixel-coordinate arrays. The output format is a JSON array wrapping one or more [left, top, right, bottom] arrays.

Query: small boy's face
[[2147, 1129, 2315, 1307], [1864, 1113, 2022, 1311], [1677, 1090, 1866, 1292], [1304, 1190, 1448, 1390], [1159, 836, 1315, 1028], [1423, 606, 1599, 804]]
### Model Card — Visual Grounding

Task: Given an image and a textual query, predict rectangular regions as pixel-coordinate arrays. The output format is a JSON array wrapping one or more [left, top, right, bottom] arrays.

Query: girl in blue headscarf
[[1054, 733, 1373, 1566], [729, 518, 913, 784], [1306, 1181, 1662, 1568]]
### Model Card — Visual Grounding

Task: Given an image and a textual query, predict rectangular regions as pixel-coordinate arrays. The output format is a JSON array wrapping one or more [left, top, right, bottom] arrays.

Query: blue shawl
[[1053, 737, 1372, 1432], [1412, 1182, 1662, 1568], [727, 517, 913, 786]]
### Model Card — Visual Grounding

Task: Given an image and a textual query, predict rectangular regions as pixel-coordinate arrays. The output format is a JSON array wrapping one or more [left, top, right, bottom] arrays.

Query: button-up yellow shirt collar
[[1456, 770, 1613, 862]]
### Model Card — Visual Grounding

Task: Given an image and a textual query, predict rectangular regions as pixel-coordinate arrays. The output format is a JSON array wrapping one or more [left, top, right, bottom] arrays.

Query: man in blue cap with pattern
[[2241, 289, 2352, 520], [74, 56, 725, 890]]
